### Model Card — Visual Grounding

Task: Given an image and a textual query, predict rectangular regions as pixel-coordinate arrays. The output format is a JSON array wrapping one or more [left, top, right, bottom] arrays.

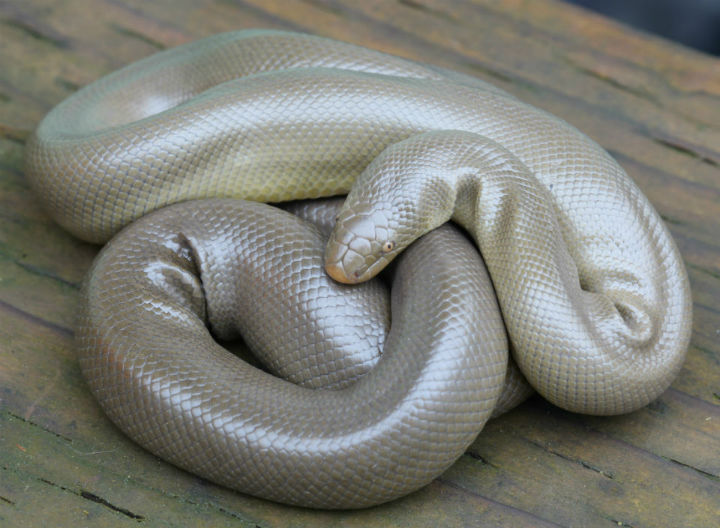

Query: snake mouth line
[[325, 241, 393, 284], [327, 260, 398, 285], [325, 261, 354, 284]]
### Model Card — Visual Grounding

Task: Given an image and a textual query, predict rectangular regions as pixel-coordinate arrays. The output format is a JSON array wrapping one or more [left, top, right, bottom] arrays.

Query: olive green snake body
[[24, 30, 692, 508]]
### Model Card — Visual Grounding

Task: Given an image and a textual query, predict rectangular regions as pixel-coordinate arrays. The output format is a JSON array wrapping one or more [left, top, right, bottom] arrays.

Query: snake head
[[325, 133, 463, 285], [324, 202, 401, 284]]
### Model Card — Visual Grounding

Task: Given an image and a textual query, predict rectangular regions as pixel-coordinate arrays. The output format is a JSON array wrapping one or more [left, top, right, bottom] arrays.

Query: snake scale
[[24, 30, 692, 509]]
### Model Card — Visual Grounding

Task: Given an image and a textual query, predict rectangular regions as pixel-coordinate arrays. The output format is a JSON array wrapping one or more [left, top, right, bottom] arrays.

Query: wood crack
[[0, 298, 74, 338], [454, 60, 525, 88], [14, 260, 82, 290], [608, 518, 636, 528], [37, 477, 145, 521], [687, 263, 720, 281], [561, 56, 657, 102], [108, 22, 166, 50], [215, 0, 307, 33], [651, 136, 720, 167], [2, 419, 260, 524], [662, 457, 720, 482], [0, 494, 15, 505], [116, 476, 265, 523], [5, 411, 73, 444], [525, 438, 615, 479], [0, 17, 68, 49], [608, 147, 720, 202], [464, 450, 498, 468], [296, 0, 346, 17], [435, 477, 566, 527], [80, 490, 145, 520], [0, 123, 30, 144], [659, 213, 684, 226], [396, 0, 458, 23], [54, 77, 81, 93]]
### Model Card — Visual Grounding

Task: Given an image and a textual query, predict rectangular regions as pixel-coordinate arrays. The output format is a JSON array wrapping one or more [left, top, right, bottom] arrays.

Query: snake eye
[[382, 241, 395, 253]]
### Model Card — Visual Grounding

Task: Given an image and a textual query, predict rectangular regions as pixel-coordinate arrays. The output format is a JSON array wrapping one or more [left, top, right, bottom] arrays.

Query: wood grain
[[1, 1, 718, 526]]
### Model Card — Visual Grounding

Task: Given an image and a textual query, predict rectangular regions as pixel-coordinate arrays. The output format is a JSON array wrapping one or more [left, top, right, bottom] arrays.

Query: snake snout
[[324, 229, 372, 284], [325, 213, 392, 284]]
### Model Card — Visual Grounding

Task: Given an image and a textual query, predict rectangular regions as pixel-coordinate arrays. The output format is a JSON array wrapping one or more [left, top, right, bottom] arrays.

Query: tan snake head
[[324, 132, 468, 285], [324, 202, 400, 284]]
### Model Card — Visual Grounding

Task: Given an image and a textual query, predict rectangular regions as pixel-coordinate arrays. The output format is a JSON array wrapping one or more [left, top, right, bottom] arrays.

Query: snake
[[24, 30, 692, 508]]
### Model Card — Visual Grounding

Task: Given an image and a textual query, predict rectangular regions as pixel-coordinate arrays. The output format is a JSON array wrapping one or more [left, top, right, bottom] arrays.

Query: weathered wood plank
[[459, 398, 719, 527], [1, 0, 718, 526]]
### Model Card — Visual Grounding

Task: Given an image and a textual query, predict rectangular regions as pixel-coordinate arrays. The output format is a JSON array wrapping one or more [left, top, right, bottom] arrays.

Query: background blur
[[564, 0, 720, 55]]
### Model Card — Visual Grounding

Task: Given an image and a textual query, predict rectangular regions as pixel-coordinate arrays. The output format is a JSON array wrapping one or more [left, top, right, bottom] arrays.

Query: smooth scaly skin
[[284, 197, 534, 416], [24, 30, 691, 506], [77, 199, 508, 508], [24, 29, 499, 243], [326, 131, 692, 415]]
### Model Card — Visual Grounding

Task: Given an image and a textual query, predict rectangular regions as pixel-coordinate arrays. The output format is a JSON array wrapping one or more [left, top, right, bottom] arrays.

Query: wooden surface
[[1, 0, 718, 526]]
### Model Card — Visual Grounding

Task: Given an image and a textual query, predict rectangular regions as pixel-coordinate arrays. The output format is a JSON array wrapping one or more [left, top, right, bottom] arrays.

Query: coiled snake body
[[25, 30, 692, 508]]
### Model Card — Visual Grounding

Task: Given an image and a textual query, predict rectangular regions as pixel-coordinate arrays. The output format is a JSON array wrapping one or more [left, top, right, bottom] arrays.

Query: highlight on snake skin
[[24, 30, 692, 509]]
